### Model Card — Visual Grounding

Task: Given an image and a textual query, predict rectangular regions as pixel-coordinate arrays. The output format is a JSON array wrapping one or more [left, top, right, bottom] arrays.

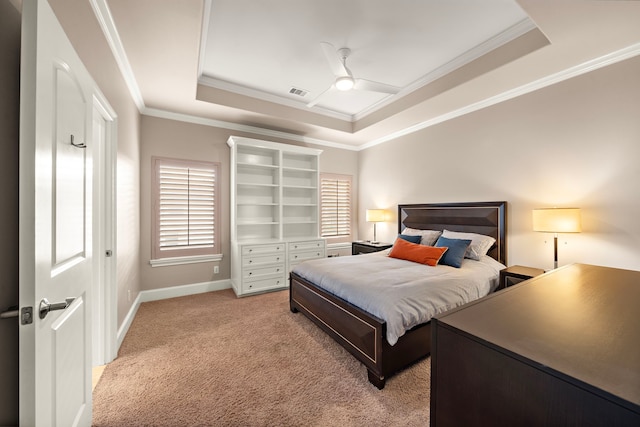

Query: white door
[[19, 0, 96, 425]]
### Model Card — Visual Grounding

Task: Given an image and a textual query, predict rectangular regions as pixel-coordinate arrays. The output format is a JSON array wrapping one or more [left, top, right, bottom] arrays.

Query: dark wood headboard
[[398, 202, 507, 265]]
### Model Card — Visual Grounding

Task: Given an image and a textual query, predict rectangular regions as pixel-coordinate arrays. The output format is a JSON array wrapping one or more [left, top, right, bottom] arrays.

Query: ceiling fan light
[[335, 76, 355, 91]]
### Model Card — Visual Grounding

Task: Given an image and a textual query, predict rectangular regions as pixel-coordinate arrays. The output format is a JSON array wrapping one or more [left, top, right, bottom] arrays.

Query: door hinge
[[105, 250, 113, 257], [21, 307, 33, 325]]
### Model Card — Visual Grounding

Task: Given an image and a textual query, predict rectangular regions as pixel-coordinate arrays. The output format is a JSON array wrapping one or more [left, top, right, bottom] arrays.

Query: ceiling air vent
[[289, 87, 308, 97]]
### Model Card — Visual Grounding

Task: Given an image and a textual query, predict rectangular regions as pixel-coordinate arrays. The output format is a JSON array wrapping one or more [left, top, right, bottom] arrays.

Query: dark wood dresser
[[431, 263, 640, 426]]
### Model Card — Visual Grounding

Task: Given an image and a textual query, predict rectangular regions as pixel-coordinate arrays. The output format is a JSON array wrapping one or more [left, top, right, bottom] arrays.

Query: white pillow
[[401, 228, 442, 246], [441, 230, 495, 261]]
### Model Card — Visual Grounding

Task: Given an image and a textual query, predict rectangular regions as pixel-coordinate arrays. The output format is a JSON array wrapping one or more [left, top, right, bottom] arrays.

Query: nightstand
[[352, 241, 392, 255], [498, 265, 545, 290]]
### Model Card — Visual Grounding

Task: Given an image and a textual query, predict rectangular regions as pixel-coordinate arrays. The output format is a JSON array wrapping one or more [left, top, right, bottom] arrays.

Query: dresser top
[[436, 263, 640, 409]]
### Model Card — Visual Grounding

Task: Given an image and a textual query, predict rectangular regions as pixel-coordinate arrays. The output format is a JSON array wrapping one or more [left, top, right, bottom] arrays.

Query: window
[[152, 157, 220, 261], [320, 173, 352, 243]]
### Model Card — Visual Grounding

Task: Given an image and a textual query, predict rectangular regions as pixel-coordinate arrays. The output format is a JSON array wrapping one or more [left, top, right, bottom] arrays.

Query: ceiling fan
[[306, 42, 401, 108]]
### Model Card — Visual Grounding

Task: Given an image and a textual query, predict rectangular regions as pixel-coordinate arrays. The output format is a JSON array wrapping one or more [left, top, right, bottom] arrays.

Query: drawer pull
[[249, 260, 253, 264], [249, 272, 252, 275], [276, 268, 280, 272], [295, 245, 298, 249], [294, 255, 298, 259], [277, 257, 280, 261], [249, 249, 253, 252]]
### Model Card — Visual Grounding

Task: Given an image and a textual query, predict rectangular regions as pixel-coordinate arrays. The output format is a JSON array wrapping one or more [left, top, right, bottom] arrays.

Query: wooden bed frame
[[289, 201, 506, 389]]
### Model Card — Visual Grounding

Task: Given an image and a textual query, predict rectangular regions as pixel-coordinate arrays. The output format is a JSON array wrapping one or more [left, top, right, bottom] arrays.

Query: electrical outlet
[[214, 266, 219, 274]]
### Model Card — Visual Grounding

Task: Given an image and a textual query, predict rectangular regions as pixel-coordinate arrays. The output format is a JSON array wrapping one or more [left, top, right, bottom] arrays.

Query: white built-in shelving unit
[[228, 136, 325, 296]]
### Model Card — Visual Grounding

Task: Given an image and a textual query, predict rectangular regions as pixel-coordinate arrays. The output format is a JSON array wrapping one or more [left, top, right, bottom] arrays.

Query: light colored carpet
[[92, 289, 430, 426]]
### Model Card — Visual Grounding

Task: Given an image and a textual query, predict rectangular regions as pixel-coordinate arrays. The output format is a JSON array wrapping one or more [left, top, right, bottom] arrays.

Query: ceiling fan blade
[[306, 84, 334, 108], [354, 78, 400, 94], [320, 42, 349, 77]]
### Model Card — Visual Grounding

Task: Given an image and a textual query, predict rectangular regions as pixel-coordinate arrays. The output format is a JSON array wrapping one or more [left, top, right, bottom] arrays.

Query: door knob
[[39, 297, 75, 319]]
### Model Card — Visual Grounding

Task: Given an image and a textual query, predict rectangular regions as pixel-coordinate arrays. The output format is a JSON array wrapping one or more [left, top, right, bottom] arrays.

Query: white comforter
[[292, 251, 505, 345]]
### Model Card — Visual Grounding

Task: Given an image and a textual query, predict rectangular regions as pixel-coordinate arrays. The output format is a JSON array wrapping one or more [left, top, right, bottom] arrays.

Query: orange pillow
[[388, 237, 448, 266]]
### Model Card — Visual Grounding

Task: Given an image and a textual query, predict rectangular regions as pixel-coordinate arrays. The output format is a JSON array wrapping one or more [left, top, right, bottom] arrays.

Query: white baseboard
[[116, 279, 232, 350], [116, 292, 141, 350]]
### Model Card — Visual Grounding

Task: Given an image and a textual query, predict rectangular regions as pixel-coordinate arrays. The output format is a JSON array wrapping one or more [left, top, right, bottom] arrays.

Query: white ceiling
[[199, 0, 533, 119], [102, 0, 640, 149]]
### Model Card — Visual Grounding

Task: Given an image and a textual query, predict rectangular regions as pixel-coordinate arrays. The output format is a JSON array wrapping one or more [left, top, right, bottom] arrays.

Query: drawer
[[289, 240, 324, 252], [243, 253, 284, 266], [243, 276, 286, 293], [290, 249, 325, 263], [243, 264, 285, 280], [242, 243, 284, 256]]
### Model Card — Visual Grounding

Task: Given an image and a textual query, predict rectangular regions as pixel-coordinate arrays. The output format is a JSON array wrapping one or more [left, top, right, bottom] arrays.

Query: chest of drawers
[[233, 239, 325, 296]]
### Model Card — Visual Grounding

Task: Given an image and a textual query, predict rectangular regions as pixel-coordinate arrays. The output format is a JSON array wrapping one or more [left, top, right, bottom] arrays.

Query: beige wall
[[139, 115, 358, 290], [358, 55, 640, 272], [0, 2, 21, 423], [49, 0, 142, 327]]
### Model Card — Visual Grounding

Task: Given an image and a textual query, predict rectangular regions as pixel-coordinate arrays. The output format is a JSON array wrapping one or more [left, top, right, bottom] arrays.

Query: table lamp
[[532, 207, 581, 269], [366, 209, 385, 243]]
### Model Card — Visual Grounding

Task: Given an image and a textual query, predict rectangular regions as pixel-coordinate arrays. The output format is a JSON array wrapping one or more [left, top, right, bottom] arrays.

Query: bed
[[289, 202, 506, 389]]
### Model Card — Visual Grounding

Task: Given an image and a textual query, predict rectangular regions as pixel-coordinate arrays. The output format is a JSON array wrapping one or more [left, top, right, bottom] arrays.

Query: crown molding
[[90, 0, 145, 111], [196, 0, 212, 81], [142, 107, 360, 151]]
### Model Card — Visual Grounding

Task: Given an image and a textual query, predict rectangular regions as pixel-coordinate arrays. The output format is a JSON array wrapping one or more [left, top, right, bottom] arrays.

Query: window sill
[[150, 254, 223, 267]]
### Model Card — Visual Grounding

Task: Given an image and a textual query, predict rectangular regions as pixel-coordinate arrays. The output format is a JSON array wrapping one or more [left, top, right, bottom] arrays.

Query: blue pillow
[[397, 234, 421, 244], [435, 236, 472, 268]]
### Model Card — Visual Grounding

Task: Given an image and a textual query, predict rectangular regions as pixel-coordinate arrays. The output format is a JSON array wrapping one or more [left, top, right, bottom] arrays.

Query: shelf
[[282, 152, 317, 170], [237, 221, 280, 225], [236, 222, 279, 237], [282, 185, 317, 190], [283, 222, 317, 239], [238, 161, 279, 170], [236, 146, 279, 167], [282, 168, 317, 188], [237, 182, 279, 187], [236, 237, 281, 244], [282, 166, 317, 173]]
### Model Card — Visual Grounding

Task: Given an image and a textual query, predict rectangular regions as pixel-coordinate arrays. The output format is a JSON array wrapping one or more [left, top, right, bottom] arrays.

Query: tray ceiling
[[100, 0, 640, 148], [199, 0, 533, 120]]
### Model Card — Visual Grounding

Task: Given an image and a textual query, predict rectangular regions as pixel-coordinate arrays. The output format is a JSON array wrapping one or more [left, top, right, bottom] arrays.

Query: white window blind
[[320, 174, 352, 242], [153, 158, 220, 259]]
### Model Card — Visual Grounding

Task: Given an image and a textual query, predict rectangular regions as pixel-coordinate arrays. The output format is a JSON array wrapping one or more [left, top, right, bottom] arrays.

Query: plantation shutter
[[320, 174, 352, 241], [154, 158, 219, 258]]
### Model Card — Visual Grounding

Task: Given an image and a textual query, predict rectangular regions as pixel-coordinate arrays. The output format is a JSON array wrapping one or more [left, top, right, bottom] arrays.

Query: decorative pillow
[[400, 227, 442, 246], [442, 230, 496, 261], [388, 237, 448, 266], [397, 234, 422, 244], [435, 236, 472, 268]]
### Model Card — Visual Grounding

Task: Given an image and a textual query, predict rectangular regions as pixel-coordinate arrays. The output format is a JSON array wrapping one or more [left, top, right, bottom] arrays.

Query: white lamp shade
[[335, 76, 355, 91], [533, 208, 581, 233], [366, 209, 386, 223]]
